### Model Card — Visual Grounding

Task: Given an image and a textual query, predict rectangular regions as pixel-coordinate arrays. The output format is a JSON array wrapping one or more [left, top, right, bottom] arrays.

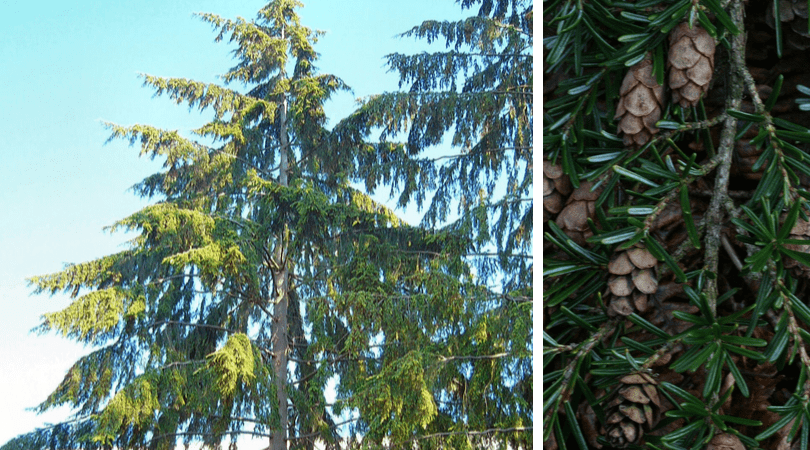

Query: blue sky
[[0, 1, 469, 445]]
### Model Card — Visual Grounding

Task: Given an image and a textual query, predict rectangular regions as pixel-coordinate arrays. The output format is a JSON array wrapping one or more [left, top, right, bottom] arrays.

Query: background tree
[[544, 0, 810, 448], [329, 0, 533, 447], [2, 1, 533, 450]]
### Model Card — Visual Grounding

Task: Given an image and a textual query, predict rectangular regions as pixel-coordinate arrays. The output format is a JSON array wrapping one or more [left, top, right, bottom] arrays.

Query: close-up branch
[[545, 0, 810, 447]]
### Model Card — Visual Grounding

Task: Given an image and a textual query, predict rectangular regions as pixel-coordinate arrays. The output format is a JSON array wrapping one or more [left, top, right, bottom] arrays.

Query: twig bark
[[542, 320, 616, 438], [721, 235, 744, 271], [704, 0, 746, 315]]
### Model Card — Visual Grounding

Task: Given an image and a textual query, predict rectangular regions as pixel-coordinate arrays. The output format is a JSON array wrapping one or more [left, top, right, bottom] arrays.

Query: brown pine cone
[[706, 433, 745, 450], [555, 181, 600, 246], [732, 120, 765, 180], [606, 243, 659, 317], [615, 55, 664, 149], [768, 0, 810, 50], [783, 218, 810, 277], [543, 159, 573, 220], [602, 372, 662, 448], [734, 139, 766, 180], [668, 23, 716, 108]]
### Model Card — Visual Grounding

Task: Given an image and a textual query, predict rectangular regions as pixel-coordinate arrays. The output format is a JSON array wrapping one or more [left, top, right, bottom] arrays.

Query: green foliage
[[355, 351, 438, 442], [4, 1, 531, 450], [543, 0, 810, 447], [41, 287, 131, 344], [27, 250, 132, 297], [93, 375, 160, 445], [204, 333, 256, 397], [335, 0, 532, 289]]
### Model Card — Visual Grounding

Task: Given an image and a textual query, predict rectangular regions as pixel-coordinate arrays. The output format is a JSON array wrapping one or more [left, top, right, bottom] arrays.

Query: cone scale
[[614, 56, 665, 149], [668, 23, 716, 108]]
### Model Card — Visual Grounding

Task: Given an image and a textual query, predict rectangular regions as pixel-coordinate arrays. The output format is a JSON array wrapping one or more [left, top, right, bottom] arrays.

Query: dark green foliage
[[4, 1, 531, 450], [335, 0, 532, 291], [545, 0, 810, 448]]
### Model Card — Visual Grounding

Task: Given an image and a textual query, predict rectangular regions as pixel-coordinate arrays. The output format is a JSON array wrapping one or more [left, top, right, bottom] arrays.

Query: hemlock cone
[[555, 181, 600, 246], [3, 1, 533, 450], [706, 433, 745, 450], [606, 243, 658, 318], [602, 373, 662, 448], [614, 55, 665, 149], [668, 23, 716, 108], [767, 0, 810, 50], [543, 158, 573, 218], [783, 218, 810, 278], [732, 123, 766, 180]]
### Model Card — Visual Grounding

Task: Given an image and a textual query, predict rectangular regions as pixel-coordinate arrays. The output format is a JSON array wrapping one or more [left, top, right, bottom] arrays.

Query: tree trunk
[[271, 263, 289, 450], [271, 70, 290, 450]]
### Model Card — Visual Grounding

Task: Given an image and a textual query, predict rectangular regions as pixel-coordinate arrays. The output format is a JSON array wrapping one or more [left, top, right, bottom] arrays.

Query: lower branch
[[704, 0, 746, 314], [391, 426, 533, 448], [543, 320, 615, 438]]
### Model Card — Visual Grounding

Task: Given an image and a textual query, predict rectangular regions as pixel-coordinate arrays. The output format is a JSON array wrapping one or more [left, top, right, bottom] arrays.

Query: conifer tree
[[339, 0, 533, 287], [2, 1, 431, 449], [330, 0, 534, 448], [3, 1, 533, 450]]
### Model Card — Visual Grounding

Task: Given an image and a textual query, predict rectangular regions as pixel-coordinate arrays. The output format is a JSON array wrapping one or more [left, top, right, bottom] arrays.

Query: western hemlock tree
[[2, 1, 533, 450], [2, 1, 417, 449], [329, 0, 533, 448]]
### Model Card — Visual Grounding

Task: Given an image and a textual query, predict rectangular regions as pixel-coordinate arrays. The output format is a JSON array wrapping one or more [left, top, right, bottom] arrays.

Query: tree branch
[[146, 430, 273, 447], [287, 418, 359, 442], [705, 0, 746, 315], [429, 145, 532, 162], [390, 426, 533, 448], [159, 359, 207, 370], [149, 320, 236, 334], [438, 352, 510, 362], [543, 320, 615, 439]]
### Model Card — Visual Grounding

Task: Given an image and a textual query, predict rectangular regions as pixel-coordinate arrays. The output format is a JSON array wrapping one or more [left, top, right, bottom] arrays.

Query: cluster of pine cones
[[614, 23, 716, 149], [546, 21, 717, 244], [545, 22, 716, 444], [545, 4, 810, 448]]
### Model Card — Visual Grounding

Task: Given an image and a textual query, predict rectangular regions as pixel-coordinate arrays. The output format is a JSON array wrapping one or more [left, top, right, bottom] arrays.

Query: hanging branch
[[642, 152, 723, 231], [704, 0, 746, 315], [543, 320, 616, 438]]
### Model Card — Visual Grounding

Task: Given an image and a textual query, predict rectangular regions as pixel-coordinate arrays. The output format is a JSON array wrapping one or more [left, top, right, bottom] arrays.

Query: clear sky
[[0, 1, 467, 445]]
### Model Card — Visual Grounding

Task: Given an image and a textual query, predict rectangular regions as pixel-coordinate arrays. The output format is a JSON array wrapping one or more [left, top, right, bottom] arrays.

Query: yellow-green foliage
[[163, 243, 247, 289], [27, 251, 130, 296], [42, 287, 128, 343], [205, 333, 256, 397], [197, 10, 294, 85], [36, 346, 120, 414], [105, 123, 207, 166], [126, 296, 146, 318], [112, 204, 253, 288], [348, 188, 402, 228], [94, 376, 158, 444], [194, 120, 246, 144], [112, 203, 216, 249], [357, 350, 438, 442], [105, 122, 244, 205], [140, 75, 271, 121]]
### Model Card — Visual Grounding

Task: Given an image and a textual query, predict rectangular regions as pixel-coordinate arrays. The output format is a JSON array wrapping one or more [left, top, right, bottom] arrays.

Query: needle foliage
[[544, 0, 810, 448], [3, 1, 532, 450]]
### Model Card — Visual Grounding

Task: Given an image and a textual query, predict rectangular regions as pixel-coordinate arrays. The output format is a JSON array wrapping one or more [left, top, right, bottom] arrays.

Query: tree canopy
[[3, 1, 532, 450]]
